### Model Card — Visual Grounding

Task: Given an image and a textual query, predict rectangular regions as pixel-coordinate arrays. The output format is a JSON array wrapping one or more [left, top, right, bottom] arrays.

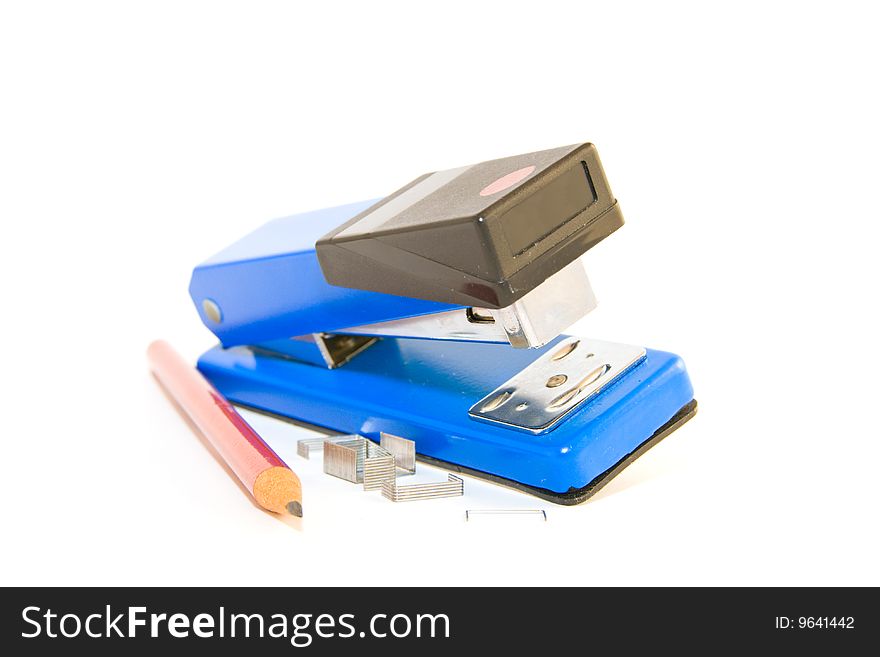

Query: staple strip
[[363, 456, 396, 491], [297, 435, 358, 459], [379, 432, 416, 473], [323, 436, 397, 489], [323, 440, 360, 482], [381, 474, 464, 502], [362, 440, 395, 490], [465, 509, 547, 521], [297, 437, 327, 459]]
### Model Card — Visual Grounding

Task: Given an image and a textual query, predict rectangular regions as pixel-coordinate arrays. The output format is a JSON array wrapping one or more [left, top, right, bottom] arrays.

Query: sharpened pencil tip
[[286, 501, 303, 517]]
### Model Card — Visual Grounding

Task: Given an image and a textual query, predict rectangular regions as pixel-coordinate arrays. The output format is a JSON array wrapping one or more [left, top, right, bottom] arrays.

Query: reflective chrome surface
[[468, 337, 646, 433]]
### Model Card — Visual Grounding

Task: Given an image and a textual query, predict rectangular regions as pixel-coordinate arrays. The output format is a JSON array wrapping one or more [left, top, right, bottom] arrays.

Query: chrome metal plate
[[468, 337, 646, 433]]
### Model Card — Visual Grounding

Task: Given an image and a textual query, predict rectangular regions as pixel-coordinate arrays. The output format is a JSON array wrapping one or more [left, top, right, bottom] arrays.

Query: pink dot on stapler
[[479, 165, 536, 196]]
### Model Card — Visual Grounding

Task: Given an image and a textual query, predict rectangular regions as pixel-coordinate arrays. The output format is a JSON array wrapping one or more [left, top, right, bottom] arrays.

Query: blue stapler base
[[197, 337, 695, 504]]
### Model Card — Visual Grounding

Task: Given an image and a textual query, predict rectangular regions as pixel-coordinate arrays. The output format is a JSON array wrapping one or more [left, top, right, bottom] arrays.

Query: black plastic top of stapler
[[316, 143, 623, 308]]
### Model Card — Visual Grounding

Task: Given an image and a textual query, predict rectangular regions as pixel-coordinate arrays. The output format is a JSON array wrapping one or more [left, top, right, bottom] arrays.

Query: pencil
[[147, 339, 303, 516]]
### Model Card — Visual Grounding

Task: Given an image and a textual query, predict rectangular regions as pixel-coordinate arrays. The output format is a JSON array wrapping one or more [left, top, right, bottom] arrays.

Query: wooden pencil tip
[[286, 501, 303, 517]]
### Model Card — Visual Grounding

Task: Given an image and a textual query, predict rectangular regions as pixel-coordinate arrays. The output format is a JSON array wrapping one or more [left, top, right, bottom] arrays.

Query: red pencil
[[147, 340, 302, 516]]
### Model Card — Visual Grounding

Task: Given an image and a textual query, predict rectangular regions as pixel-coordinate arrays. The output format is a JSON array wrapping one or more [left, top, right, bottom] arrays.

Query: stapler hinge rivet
[[202, 299, 223, 323]]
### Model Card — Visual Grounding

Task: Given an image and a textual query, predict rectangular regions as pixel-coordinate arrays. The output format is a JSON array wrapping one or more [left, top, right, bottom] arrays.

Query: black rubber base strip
[[237, 398, 698, 507], [418, 399, 698, 505]]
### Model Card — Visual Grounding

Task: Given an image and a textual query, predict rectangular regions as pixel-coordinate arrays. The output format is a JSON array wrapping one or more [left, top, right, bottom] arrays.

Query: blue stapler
[[189, 143, 696, 504]]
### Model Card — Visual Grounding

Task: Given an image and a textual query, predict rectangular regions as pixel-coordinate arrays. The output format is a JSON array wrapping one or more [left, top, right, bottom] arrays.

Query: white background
[[1, 1, 878, 586]]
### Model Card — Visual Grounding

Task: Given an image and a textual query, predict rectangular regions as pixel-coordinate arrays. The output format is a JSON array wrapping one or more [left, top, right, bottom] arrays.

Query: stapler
[[189, 143, 696, 504]]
